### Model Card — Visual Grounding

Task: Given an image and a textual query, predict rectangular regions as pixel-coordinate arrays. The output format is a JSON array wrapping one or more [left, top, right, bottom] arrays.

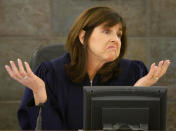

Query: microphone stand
[[35, 103, 44, 130]]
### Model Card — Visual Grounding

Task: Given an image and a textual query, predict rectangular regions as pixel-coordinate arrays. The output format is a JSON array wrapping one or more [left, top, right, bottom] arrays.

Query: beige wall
[[0, 0, 176, 129]]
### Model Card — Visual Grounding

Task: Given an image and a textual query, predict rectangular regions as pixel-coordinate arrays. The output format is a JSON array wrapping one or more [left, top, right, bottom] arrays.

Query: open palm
[[134, 60, 170, 87], [5, 58, 47, 105]]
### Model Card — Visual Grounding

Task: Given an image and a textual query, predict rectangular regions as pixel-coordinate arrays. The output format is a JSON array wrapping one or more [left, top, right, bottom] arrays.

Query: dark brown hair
[[65, 6, 127, 84]]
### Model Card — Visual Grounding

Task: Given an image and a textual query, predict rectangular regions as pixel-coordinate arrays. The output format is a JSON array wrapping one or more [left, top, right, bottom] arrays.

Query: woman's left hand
[[134, 60, 170, 87]]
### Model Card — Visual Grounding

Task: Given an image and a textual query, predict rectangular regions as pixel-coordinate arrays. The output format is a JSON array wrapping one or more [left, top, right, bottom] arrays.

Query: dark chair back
[[30, 44, 66, 70]]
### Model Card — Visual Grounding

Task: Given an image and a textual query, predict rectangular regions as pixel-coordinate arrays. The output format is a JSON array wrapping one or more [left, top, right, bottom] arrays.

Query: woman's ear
[[79, 30, 86, 45]]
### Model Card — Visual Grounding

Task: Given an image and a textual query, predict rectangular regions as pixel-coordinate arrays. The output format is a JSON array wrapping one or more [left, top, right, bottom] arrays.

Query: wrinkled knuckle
[[13, 73, 18, 78], [28, 72, 34, 77], [19, 71, 25, 76], [22, 72, 26, 76], [18, 71, 23, 76]]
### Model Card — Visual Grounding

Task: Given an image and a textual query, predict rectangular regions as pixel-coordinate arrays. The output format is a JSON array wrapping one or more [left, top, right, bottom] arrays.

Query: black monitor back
[[83, 86, 167, 130]]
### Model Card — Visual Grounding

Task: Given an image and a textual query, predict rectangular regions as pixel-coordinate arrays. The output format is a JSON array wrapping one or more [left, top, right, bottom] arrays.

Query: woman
[[5, 6, 170, 130]]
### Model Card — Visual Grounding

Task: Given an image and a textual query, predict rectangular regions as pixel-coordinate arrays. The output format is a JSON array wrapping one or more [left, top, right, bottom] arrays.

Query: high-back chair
[[30, 44, 66, 70]]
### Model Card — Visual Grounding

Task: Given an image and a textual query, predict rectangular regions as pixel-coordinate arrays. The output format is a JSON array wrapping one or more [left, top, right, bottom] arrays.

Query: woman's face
[[87, 22, 122, 64]]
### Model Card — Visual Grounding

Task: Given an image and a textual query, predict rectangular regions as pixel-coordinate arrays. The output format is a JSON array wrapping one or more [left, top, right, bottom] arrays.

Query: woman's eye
[[103, 30, 109, 34], [117, 34, 122, 38]]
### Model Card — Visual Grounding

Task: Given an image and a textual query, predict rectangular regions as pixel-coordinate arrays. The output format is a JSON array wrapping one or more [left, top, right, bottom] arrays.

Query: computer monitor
[[83, 86, 167, 130]]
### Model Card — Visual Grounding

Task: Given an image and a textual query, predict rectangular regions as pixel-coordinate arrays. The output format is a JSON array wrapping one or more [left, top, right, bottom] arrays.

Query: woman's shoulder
[[119, 58, 147, 69], [32, 52, 70, 81], [119, 58, 148, 77]]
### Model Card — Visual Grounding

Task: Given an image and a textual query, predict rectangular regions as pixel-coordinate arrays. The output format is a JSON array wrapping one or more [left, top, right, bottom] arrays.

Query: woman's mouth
[[107, 45, 116, 49]]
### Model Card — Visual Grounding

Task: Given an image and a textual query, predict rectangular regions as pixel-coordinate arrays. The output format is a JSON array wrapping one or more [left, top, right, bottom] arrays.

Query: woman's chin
[[106, 54, 118, 62], [105, 50, 119, 62]]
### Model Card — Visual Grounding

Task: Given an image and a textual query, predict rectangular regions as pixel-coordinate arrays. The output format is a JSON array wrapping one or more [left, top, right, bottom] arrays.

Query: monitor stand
[[102, 108, 149, 130]]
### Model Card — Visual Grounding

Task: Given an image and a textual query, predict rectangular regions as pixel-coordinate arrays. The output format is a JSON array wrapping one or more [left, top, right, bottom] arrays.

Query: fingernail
[[161, 60, 163, 64], [153, 63, 155, 66], [10, 61, 13, 64], [17, 58, 20, 62], [24, 61, 27, 64], [5, 65, 8, 69]]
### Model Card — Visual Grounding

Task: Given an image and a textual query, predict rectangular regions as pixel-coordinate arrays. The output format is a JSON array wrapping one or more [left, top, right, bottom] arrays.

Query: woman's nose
[[110, 34, 120, 43]]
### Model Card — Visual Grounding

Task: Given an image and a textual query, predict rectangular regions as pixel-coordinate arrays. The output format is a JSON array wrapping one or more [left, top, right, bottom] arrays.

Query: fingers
[[5, 65, 19, 81], [135, 60, 170, 87], [5, 59, 33, 81], [18, 58, 27, 77], [5, 59, 45, 93], [24, 61, 33, 75], [147, 60, 170, 81], [153, 60, 163, 78], [9, 60, 23, 80], [146, 63, 157, 79], [160, 60, 170, 76], [154, 60, 170, 79]]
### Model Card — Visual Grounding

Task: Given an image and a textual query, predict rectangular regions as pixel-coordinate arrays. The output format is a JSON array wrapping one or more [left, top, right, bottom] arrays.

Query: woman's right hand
[[5, 58, 47, 105]]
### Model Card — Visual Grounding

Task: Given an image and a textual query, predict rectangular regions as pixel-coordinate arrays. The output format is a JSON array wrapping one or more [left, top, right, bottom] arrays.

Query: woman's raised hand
[[134, 60, 170, 87], [5, 59, 47, 105]]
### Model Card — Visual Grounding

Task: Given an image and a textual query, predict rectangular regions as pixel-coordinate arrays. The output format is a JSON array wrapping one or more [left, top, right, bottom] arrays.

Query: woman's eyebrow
[[101, 25, 122, 33], [116, 29, 122, 34], [102, 25, 110, 29]]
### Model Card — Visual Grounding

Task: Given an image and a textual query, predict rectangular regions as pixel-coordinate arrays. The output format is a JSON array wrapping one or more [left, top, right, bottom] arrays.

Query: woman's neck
[[87, 55, 105, 81]]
